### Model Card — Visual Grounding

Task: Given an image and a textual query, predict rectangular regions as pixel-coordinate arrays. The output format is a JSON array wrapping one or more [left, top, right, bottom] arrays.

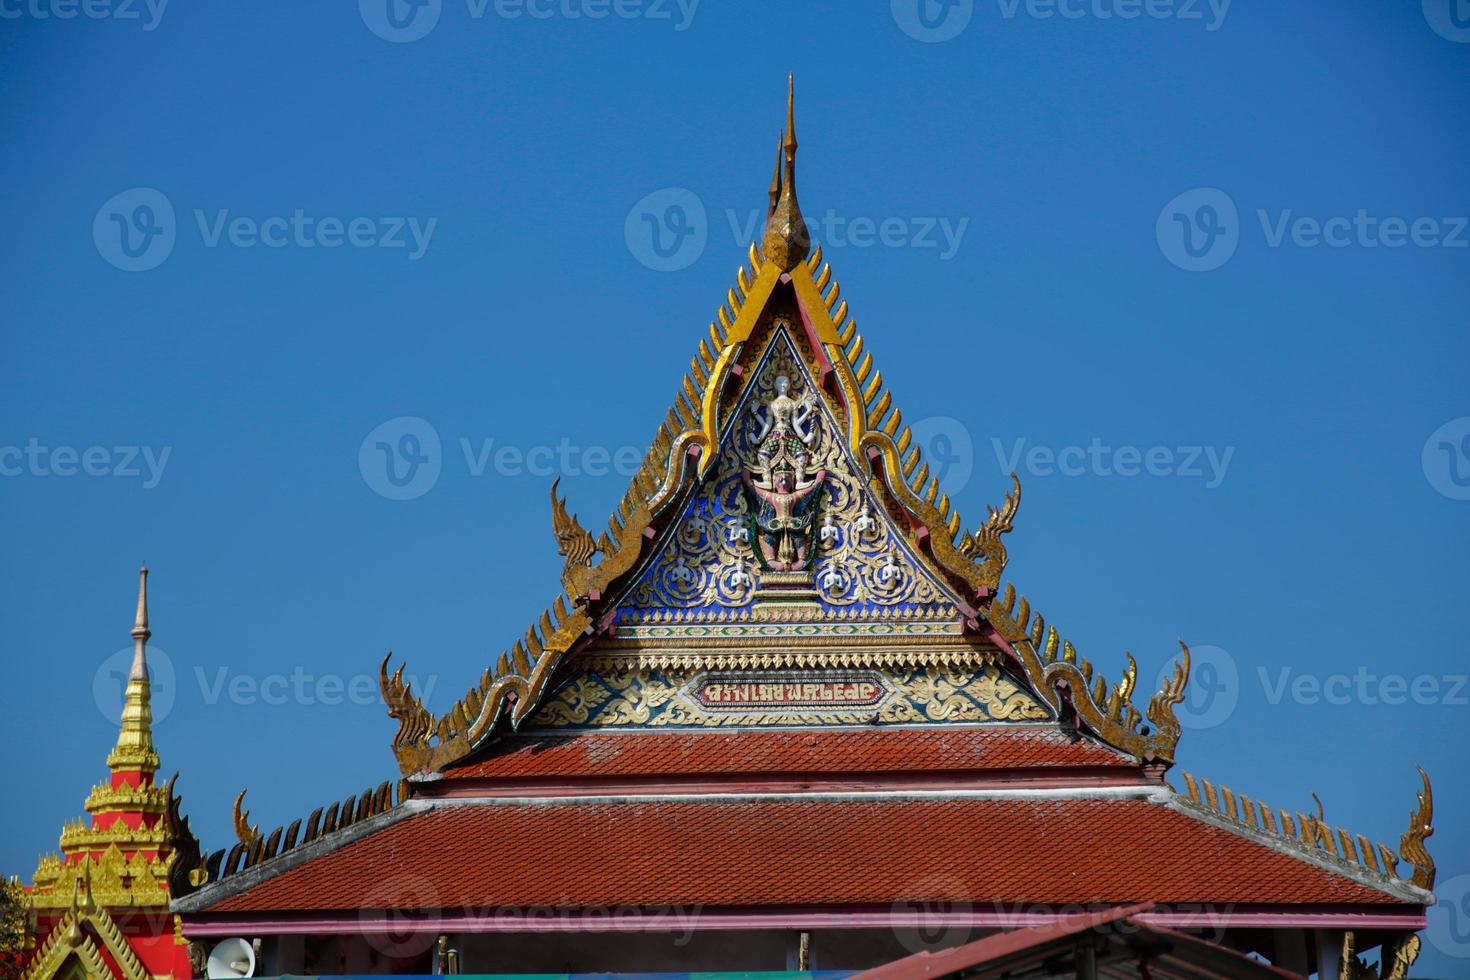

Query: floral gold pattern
[[532, 664, 1050, 730]]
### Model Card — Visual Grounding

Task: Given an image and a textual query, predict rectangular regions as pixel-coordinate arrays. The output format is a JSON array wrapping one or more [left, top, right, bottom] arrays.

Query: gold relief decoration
[[620, 329, 955, 621], [1340, 931, 1421, 980], [876, 667, 1050, 723], [29, 846, 170, 911], [581, 645, 995, 672], [532, 663, 1048, 730]]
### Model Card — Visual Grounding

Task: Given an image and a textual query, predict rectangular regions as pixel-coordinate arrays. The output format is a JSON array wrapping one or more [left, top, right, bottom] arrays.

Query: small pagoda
[[169, 82, 1436, 978], [19, 569, 200, 980]]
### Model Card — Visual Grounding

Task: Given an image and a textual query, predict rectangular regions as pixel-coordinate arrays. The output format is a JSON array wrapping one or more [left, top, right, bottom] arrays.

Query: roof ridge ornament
[[108, 566, 160, 774], [761, 74, 809, 272]]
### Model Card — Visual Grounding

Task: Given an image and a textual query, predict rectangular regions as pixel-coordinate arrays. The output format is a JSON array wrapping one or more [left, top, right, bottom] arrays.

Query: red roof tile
[[442, 728, 1134, 781], [206, 797, 1402, 913]]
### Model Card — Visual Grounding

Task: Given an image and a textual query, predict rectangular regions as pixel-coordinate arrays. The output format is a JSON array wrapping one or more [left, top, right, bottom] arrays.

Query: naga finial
[[1400, 766, 1435, 890], [761, 74, 810, 272], [551, 476, 599, 575], [232, 789, 260, 847]]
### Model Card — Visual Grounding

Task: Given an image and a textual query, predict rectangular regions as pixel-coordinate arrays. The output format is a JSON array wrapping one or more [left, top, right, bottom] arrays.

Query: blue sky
[[2, 0, 1468, 971]]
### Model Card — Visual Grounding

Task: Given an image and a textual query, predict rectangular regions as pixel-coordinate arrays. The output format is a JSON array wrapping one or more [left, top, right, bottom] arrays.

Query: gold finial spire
[[761, 73, 810, 272], [767, 130, 783, 218], [109, 566, 159, 774], [130, 565, 150, 679]]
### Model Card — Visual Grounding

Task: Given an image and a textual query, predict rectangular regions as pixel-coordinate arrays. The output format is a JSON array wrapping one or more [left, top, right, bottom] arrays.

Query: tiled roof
[[440, 727, 1135, 781], [205, 796, 1405, 913]]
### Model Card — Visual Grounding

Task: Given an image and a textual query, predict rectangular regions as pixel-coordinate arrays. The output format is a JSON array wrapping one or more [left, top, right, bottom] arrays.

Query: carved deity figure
[[742, 465, 827, 571], [751, 374, 816, 484]]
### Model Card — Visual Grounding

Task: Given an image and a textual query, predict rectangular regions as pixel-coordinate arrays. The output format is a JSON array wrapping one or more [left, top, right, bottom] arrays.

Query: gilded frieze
[[532, 663, 1051, 730]]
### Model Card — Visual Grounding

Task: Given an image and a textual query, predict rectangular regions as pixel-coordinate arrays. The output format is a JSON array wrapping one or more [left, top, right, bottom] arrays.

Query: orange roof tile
[[205, 797, 1404, 913]]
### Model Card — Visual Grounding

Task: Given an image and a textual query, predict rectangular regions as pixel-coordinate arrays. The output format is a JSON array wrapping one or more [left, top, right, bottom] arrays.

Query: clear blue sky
[[2, 0, 1467, 972]]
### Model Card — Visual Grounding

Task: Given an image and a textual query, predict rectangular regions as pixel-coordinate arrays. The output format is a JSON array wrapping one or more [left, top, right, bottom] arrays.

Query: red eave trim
[[179, 902, 1428, 938]]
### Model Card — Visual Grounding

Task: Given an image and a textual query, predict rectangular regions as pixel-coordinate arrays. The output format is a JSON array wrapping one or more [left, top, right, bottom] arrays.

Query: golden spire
[[767, 130, 783, 219], [108, 566, 159, 774], [761, 74, 810, 272]]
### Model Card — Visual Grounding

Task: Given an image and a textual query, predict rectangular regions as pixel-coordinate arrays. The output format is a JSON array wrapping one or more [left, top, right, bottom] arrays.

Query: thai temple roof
[[163, 79, 1436, 978]]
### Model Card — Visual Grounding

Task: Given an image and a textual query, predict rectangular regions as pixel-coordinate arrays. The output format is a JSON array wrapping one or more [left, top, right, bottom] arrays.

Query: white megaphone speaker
[[205, 938, 256, 979]]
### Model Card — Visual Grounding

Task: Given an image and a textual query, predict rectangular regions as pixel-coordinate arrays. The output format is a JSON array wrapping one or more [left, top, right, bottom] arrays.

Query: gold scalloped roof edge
[[1170, 767, 1435, 900], [987, 582, 1187, 765]]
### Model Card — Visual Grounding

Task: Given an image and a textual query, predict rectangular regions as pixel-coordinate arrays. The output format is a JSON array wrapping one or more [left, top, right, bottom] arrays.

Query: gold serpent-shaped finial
[[551, 477, 599, 575], [231, 789, 260, 846]]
